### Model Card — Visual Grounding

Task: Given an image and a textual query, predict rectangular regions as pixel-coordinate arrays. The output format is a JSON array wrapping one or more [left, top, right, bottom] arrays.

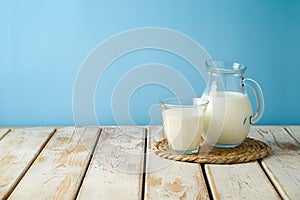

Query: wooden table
[[0, 126, 299, 200]]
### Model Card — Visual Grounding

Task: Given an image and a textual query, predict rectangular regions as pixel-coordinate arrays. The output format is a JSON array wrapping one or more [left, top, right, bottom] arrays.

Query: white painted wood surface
[[8, 127, 100, 200], [0, 128, 10, 140], [206, 162, 280, 200], [250, 126, 300, 200], [0, 126, 299, 199], [145, 126, 209, 200], [0, 127, 55, 199], [285, 126, 300, 142], [77, 127, 146, 200], [205, 126, 292, 200]]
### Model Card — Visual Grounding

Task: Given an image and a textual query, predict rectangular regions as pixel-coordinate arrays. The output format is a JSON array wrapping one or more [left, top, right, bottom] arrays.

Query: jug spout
[[205, 59, 247, 94]]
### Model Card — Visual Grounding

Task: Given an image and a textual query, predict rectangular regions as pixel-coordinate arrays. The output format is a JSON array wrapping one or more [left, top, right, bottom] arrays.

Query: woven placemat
[[153, 137, 270, 164]]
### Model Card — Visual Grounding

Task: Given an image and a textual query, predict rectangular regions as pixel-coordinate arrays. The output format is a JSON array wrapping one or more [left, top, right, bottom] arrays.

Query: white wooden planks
[[0, 127, 55, 199], [250, 126, 300, 200], [0, 128, 10, 140], [8, 127, 100, 200], [205, 126, 287, 200], [285, 126, 300, 142], [145, 126, 209, 200], [77, 127, 146, 200], [1, 126, 299, 199], [205, 162, 280, 199]]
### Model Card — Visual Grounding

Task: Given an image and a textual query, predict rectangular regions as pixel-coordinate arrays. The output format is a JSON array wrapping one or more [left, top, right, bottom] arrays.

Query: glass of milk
[[160, 97, 209, 154]]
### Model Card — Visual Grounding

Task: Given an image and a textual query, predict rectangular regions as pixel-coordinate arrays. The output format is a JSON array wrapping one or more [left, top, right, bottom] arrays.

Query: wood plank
[[0, 128, 10, 140], [0, 127, 55, 199], [145, 126, 209, 200], [250, 126, 300, 154], [76, 127, 146, 200], [8, 127, 100, 200], [285, 126, 300, 142], [205, 162, 280, 200], [205, 126, 289, 199], [250, 126, 300, 200]]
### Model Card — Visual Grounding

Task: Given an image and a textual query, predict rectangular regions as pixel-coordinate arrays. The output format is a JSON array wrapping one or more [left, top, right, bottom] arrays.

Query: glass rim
[[159, 97, 209, 108], [206, 58, 247, 74]]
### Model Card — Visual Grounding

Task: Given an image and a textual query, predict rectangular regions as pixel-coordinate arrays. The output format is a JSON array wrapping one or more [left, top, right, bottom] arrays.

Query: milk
[[202, 91, 252, 146], [162, 107, 205, 152]]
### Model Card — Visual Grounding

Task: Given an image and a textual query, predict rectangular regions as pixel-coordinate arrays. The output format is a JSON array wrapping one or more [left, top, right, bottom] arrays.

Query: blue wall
[[1, 0, 299, 126]]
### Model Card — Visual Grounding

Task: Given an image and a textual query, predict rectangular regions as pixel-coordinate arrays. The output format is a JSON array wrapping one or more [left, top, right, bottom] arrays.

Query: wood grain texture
[[76, 127, 146, 200], [204, 126, 291, 200], [0, 128, 10, 140], [8, 127, 100, 200], [285, 126, 300, 142], [2, 126, 299, 199], [145, 126, 209, 200], [205, 162, 280, 200], [250, 126, 300, 200], [0, 127, 55, 200]]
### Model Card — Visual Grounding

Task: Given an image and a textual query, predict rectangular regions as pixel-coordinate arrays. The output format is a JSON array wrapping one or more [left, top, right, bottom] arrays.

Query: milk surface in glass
[[162, 107, 205, 152], [202, 91, 252, 146]]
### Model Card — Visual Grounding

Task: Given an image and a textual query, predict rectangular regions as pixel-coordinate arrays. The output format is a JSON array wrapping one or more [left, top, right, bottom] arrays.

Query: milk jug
[[202, 59, 264, 148]]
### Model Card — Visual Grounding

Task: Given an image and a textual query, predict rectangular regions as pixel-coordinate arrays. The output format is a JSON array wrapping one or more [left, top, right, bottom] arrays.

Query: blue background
[[1, 0, 299, 126]]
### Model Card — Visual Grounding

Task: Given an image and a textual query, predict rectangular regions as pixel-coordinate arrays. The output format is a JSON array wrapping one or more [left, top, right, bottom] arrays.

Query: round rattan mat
[[153, 138, 270, 164]]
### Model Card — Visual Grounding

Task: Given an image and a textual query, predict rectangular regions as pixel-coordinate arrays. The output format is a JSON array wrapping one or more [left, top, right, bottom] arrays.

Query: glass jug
[[201, 59, 264, 148]]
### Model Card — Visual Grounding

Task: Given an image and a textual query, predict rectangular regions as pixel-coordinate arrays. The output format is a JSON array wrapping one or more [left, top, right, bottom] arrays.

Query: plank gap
[[0, 129, 11, 140], [283, 127, 300, 144], [141, 128, 148, 200], [5, 128, 57, 199], [73, 128, 103, 200], [145, 126, 209, 199], [76, 127, 146, 199], [252, 126, 299, 199], [257, 159, 284, 200], [201, 164, 213, 200]]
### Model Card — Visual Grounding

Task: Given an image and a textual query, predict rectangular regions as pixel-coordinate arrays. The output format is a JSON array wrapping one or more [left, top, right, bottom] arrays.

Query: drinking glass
[[160, 97, 208, 154]]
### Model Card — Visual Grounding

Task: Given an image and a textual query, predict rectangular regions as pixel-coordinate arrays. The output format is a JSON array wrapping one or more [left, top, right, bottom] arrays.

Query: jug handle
[[243, 78, 265, 124]]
